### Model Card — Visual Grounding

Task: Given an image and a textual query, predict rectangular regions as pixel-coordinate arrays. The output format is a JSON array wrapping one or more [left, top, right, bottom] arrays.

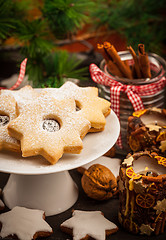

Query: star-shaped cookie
[[42, 81, 111, 132], [8, 93, 90, 164], [60, 210, 118, 240], [1, 85, 39, 114], [0, 206, 53, 240], [0, 93, 20, 152]]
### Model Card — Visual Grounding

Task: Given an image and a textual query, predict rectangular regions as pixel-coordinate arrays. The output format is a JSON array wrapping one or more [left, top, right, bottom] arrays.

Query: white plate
[[0, 110, 120, 175]]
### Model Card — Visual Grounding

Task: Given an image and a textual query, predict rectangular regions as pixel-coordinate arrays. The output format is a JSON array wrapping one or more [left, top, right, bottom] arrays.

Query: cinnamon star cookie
[[60, 210, 118, 240], [0, 206, 53, 240]]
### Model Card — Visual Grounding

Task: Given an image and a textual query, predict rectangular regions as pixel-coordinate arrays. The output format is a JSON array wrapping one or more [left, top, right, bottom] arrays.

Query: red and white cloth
[[89, 63, 166, 148], [0, 58, 27, 90]]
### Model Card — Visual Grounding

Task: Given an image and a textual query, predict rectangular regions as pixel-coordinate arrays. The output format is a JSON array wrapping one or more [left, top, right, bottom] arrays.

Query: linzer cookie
[[1, 85, 39, 114], [8, 93, 90, 164], [0, 206, 53, 239], [60, 210, 118, 240], [42, 81, 111, 132], [0, 93, 20, 152]]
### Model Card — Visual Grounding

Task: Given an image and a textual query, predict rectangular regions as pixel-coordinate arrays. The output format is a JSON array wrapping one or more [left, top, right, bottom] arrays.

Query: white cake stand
[[1, 111, 120, 216]]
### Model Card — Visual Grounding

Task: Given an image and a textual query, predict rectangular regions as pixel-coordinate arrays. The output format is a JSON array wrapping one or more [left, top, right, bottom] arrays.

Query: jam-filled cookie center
[[43, 119, 60, 132], [76, 106, 80, 111], [0, 115, 10, 127], [75, 100, 81, 111]]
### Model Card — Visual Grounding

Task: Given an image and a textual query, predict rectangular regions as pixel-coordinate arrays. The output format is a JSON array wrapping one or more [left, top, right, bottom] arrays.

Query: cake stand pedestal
[[1, 111, 120, 216], [3, 171, 78, 216]]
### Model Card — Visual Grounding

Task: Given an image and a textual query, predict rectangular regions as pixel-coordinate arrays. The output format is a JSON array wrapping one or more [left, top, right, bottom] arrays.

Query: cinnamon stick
[[97, 43, 110, 62], [127, 46, 142, 79], [138, 44, 151, 78], [142, 175, 163, 183], [161, 212, 166, 233], [97, 44, 124, 77], [124, 60, 133, 78], [155, 215, 163, 235], [104, 42, 133, 79]]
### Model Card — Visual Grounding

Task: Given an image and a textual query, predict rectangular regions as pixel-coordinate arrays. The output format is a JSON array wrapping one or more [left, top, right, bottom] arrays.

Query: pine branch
[[0, 0, 16, 40], [28, 50, 88, 88], [42, 0, 95, 39], [42, 50, 88, 87], [15, 19, 54, 59], [92, 0, 166, 54], [0, 0, 31, 41]]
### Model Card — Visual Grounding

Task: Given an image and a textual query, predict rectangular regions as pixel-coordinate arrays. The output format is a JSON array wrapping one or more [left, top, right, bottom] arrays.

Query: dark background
[[0, 168, 166, 240]]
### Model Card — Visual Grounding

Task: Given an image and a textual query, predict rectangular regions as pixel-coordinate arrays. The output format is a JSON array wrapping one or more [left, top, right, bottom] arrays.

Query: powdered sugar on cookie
[[8, 93, 91, 164], [42, 81, 111, 131], [1, 85, 39, 114], [0, 93, 20, 152], [61, 210, 118, 240], [0, 206, 52, 240]]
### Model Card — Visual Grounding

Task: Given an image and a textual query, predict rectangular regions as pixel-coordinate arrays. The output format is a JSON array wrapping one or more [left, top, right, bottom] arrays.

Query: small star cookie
[[60, 210, 118, 240], [153, 198, 166, 214], [140, 224, 154, 236], [0, 206, 53, 240], [8, 93, 90, 164], [42, 81, 111, 132], [0, 93, 20, 152]]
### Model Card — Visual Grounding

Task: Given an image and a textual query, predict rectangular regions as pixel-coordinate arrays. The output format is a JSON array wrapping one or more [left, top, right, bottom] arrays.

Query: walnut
[[81, 164, 117, 200]]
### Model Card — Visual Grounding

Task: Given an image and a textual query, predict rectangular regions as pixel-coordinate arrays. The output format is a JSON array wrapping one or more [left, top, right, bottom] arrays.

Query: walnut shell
[[81, 164, 117, 200]]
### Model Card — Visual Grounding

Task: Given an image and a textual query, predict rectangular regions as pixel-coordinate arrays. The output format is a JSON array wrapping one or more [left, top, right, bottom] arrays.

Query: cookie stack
[[0, 82, 111, 164]]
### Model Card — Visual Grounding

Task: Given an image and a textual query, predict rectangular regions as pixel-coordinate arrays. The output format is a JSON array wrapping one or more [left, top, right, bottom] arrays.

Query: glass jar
[[98, 51, 166, 155]]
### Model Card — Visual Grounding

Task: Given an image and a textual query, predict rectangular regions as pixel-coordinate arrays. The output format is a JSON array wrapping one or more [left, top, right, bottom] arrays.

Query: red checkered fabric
[[0, 58, 27, 90], [89, 63, 166, 148], [9, 58, 27, 90]]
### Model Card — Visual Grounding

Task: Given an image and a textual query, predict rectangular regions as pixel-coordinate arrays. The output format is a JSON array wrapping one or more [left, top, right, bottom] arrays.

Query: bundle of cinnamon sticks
[[97, 42, 151, 79]]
